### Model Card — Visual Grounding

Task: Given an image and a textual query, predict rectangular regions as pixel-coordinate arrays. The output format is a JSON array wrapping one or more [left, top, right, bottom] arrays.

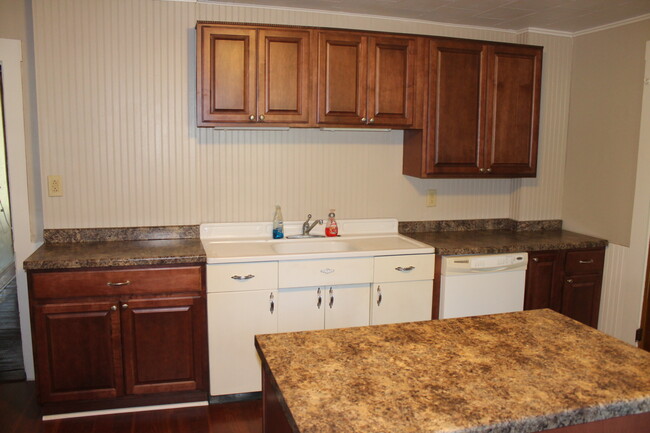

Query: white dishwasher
[[439, 252, 528, 319]]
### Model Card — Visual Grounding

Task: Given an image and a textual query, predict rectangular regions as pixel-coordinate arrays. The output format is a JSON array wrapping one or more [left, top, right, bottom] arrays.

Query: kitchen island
[[255, 309, 650, 433]]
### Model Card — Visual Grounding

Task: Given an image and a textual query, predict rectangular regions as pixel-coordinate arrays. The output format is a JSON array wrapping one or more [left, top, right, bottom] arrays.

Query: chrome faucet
[[302, 214, 323, 236]]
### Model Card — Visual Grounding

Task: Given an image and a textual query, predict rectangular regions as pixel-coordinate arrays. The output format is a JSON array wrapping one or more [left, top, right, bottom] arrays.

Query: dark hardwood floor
[[0, 381, 262, 433], [0, 278, 26, 382]]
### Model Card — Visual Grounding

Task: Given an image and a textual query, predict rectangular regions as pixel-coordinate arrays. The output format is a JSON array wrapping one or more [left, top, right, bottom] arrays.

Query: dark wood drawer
[[564, 249, 605, 276], [31, 266, 203, 299]]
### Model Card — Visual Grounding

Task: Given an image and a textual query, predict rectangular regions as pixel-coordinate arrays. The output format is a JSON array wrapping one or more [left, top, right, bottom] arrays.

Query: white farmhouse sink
[[272, 239, 355, 255]]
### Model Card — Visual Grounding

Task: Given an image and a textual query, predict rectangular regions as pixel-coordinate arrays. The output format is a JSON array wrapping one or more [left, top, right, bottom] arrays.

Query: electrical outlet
[[48, 175, 63, 197], [426, 189, 437, 207]]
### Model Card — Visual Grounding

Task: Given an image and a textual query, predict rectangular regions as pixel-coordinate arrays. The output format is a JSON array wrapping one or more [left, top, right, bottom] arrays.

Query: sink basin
[[272, 240, 355, 255]]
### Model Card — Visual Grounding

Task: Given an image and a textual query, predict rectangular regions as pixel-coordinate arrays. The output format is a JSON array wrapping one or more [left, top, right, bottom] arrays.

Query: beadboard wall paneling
[[33, 0, 568, 228], [599, 243, 626, 338]]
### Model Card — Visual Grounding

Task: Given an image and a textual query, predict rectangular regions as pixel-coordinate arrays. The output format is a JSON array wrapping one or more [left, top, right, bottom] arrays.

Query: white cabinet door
[[371, 281, 433, 326], [325, 284, 371, 330], [208, 290, 278, 396], [278, 287, 324, 333]]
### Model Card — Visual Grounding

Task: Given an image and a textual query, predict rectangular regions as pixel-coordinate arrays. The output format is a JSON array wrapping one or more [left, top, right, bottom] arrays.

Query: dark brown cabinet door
[[561, 274, 603, 328], [485, 44, 542, 176], [426, 39, 487, 175], [317, 31, 368, 125], [524, 251, 562, 311], [197, 26, 257, 125], [121, 296, 206, 395], [367, 36, 416, 127], [33, 301, 123, 403], [257, 29, 311, 124]]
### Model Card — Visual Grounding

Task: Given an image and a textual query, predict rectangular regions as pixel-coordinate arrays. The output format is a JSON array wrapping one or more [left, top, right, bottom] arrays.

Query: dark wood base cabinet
[[28, 265, 208, 415], [525, 248, 605, 328]]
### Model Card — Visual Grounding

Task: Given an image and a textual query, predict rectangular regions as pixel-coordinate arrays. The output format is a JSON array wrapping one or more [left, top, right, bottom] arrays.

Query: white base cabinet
[[278, 284, 371, 333], [371, 281, 433, 325]]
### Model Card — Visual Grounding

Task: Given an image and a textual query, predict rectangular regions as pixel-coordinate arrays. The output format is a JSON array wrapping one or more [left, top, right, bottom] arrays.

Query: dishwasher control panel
[[442, 252, 528, 275]]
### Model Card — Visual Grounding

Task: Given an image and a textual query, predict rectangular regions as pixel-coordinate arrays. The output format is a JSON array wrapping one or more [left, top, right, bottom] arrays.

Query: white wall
[[31, 0, 573, 229]]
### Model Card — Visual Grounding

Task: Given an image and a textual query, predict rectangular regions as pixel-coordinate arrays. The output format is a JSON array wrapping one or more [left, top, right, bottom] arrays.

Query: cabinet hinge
[[635, 328, 643, 342]]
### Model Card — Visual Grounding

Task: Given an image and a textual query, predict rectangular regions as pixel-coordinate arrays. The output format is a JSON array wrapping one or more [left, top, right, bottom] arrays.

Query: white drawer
[[207, 262, 278, 293], [279, 258, 373, 288], [373, 254, 435, 282]]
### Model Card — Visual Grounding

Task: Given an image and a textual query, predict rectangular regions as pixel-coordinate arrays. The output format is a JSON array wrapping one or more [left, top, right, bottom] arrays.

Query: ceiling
[[201, 0, 650, 33]]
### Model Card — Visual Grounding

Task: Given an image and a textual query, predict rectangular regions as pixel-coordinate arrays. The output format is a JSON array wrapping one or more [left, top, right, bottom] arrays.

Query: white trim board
[[42, 401, 209, 421]]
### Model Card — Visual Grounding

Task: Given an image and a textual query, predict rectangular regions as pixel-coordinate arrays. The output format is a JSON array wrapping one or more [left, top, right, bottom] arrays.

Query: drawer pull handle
[[321, 268, 335, 274], [317, 288, 322, 309], [395, 266, 415, 272], [269, 293, 275, 314], [377, 286, 382, 306], [329, 288, 334, 309], [107, 280, 131, 287], [579, 259, 594, 264], [231, 274, 255, 280]]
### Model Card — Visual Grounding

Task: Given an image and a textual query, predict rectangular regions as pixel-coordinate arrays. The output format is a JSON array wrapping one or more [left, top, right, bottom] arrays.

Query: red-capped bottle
[[325, 209, 338, 237]]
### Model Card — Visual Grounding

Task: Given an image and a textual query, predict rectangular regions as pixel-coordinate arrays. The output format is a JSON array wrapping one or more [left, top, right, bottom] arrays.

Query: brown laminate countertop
[[405, 229, 607, 255], [23, 238, 206, 270], [255, 309, 650, 433]]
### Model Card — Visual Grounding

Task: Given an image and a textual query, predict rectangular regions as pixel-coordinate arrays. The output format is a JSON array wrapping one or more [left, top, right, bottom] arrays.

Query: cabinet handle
[[110, 305, 117, 311], [320, 268, 335, 274], [532, 257, 539, 262], [269, 293, 275, 314], [121, 303, 128, 310], [259, 114, 265, 122], [361, 117, 367, 123], [107, 280, 131, 287], [579, 259, 594, 264], [566, 279, 574, 284], [377, 286, 382, 306], [329, 288, 334, 309], [369, 117, 375, 123], [486, 168, 492, 173], [395, 266, 415, 272], [231, 274, 255, 280], [249, 114, 256, 121], [317, 288, 322, 309]]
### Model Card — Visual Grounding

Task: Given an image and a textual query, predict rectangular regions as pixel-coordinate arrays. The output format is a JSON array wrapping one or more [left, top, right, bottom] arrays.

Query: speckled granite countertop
[[405, 230, 607, 255], [23, 239, 206, 270], [255, 309, 650, 433]]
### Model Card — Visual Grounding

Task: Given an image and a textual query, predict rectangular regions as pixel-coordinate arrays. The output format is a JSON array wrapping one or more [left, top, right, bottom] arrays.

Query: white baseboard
[[42, 400, 209, 421]]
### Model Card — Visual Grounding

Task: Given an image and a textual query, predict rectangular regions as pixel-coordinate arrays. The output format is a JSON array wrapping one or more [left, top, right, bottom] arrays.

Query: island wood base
[[262, 366, 650, 433]]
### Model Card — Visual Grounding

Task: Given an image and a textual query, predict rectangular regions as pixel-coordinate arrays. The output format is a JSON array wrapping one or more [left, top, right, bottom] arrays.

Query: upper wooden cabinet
[[316, 31, 418, 127], [403, 39, 542, 178], [196, 23, 312, 126]]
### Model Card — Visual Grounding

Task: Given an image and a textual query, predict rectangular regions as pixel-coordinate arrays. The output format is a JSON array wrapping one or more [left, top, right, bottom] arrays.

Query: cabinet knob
[[110, 305, 117, 311], [532, 257, 539, 262], [121, 303, 128, 310], [249, 114, 256, 121], [259, 114, 265, 122], [369, 117, 375, 123], [486, 168, 492, 173], [361, 117, 367, 123], [566, 279, 574, 284], [479, 168, 486, 173]]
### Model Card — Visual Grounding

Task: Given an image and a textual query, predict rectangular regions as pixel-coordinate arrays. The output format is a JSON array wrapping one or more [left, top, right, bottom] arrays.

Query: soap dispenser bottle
[[325, 209, 338, 237], [272, 205, 284, 239]]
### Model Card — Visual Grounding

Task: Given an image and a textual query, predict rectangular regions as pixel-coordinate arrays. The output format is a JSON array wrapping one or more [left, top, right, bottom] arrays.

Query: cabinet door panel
[[426, 39, 487, 175], [34, 301, 123, 402], [122, 296, 206, 395], [258, 29, 311, 123], [208, 290, 278, 395], [197, 26, 257, 124], [325, 284, 370, 330], [561, 274, 603, 328], [368, 36, 415, 126], [524, 251, 562, 311], [317, 32, 367, 124], [485, 44, 541, 175], [278, 287, 324, 333], [371, 281, 433, 326]]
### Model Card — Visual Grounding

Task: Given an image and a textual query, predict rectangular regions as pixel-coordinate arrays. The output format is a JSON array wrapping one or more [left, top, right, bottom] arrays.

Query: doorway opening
[[0, 66, 24, 381]]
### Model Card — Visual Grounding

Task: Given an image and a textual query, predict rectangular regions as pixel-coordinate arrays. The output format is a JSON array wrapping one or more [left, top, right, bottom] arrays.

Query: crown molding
[[573, 13, 650, 37]]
